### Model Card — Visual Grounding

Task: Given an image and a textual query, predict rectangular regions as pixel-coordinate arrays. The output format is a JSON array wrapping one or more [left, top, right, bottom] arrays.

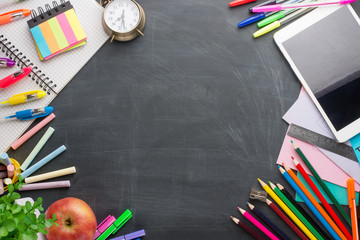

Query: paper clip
[[249, 188, 267, 202]]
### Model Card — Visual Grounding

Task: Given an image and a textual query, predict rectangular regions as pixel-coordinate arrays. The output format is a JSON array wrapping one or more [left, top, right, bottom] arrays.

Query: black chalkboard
[[8, 0, 360, 239]]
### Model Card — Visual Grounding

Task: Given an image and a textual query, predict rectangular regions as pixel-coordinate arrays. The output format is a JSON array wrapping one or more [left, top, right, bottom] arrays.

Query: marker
[[230, 0, 257, 7], [249, 0, 287, 12], [97, 210, 132, 240], [93, 215, 116, 240], [0, 66, 32, 89], [0, 9, 31, 25], [238, 12, 276, 28], [252, 0, 354, 12], [253, 7, 316, 37], [257, 8, 298, 27], [2, 107, 54, 121], [1, 90, 47, 106], [0, 58, 15, 68], [109, 229, 146, 240]]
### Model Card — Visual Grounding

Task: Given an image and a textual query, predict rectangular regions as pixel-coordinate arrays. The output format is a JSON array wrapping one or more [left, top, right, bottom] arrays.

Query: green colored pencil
[[268, 181, 325, 240], [291, 140, 351, 226]]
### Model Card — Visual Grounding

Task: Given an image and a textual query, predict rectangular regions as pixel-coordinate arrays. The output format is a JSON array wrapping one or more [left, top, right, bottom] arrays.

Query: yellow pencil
[[258, 178, 317, 240]]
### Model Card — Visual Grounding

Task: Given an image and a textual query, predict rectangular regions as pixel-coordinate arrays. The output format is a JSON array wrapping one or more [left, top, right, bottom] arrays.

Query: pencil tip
[[238, 207, 245, 214], [278, 166, 285, 174], [265, 199, 271, 204], [291, 140, 293, 143], [291, 156, 294, 159], [257, 178, 265, 186], [269, 181, 276, 189], [231, 216, 239, 224], [247, 202, 254, 209]]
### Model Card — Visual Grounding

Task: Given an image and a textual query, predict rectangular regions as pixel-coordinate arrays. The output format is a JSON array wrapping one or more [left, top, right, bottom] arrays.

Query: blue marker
[[238, 12, 275, 28], [278, 166, 341, 240], [3, 107, 53, 121]]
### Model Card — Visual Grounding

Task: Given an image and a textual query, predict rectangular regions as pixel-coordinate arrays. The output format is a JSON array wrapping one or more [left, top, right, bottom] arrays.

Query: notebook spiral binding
[[30, 0, 67, 20], [0, 35, 57, 94]]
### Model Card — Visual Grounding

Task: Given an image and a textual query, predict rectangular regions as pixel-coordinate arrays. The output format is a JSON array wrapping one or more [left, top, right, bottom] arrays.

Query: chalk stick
[[25, 166, 76, 183], [0, 165, 6, 170], [19, 180, 70, 191], [7, 164, 14, 178], [0, 177, 3, 195], [11, 113, 56, 150], [19, 145, 66, 179], [0, 171, 7, 178], [0, 153, 12, 166], [21, 127, 55, 171], [3, 178, 12, 185]]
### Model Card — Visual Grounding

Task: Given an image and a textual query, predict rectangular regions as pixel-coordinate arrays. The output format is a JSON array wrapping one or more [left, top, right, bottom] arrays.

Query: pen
[[93, 215, 116, 240], [0, 9, 31, 25], [0, 66, 32, 89], [2, 107, 54, 121], [249, 0, 287, 12], [252, 0, 354, 12], [230, 0, 257, 7], [0, 58, 15, 68], [1, 90, 47, 105], [253, 7, 316, 37], [348, 179, 359, 240], [97, 210, 132, 240], [0, 0, 27, 8]]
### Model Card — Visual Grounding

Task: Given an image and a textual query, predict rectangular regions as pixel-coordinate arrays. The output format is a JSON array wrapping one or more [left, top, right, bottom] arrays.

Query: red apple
[[45, 197, 97, 240]]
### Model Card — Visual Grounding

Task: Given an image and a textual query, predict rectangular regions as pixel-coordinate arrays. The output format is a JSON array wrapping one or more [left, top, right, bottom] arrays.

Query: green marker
[[97, 209, 132, 240], [257, 10, 287, 28]]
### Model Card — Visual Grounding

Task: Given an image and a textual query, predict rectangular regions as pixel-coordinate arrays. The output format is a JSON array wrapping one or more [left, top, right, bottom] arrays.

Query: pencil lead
[[291, 156, 294, 160], [238, 207, 245, 214], [269, 181, 276, 190], [276, 183, 284, 190], [265, 199, 272, 205]]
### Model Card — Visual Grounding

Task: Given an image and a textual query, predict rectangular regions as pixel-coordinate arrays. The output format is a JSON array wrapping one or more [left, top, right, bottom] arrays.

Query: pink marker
[[252, 0, 355, 12], [93, 215, 116, 239], [238, 207, 279, 240]]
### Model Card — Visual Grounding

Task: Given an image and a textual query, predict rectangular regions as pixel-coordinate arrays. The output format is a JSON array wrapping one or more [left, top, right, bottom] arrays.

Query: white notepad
[[0, 0, 109, 152]]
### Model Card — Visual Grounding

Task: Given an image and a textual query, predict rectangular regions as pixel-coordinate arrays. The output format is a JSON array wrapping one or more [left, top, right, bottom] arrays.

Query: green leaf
[[38, 228, 48, 234], [29, 224, 38, 231], [25, 201, 32, 212], [11, 204, 21, 214], [45, 219, 53, 228], [17, 175, 24, 183], [4, 219, 16, 232], [19, 230, 37, 240], [52, 213, 57, 221], [7, 184, 14, 194], [0, 226, 8, 237], [27, 213, 36, 224], [9, 192, 21, 202], [17, 222, 26, 232], [38, 214, 45, 222], [23, 215, 32, 225], [0, 204, 6, 213]]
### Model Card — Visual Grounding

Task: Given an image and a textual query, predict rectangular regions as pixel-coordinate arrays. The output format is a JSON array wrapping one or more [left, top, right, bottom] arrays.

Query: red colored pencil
[[266, 199, 308, 240], [230, 216, 266, 240], [293, 157, 353, 240]]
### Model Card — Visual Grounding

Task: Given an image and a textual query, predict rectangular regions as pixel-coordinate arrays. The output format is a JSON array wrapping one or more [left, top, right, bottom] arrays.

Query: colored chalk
[[19, 180, 70, 191], [0, 171, 7, 178], [0, 177, 3, 195], [21, 127, 55, 171], [0, 153, 12, 166], [19, 145, 66, 179], [7, 164, 14, 178], [0, 165, 6, 170], [3, 178, 12, 185], [25, 166, 76, 183], [11, 113, 55, 150]]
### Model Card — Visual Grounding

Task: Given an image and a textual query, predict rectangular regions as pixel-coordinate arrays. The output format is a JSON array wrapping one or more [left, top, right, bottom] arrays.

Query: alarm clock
[[101, 0, 146, 42]]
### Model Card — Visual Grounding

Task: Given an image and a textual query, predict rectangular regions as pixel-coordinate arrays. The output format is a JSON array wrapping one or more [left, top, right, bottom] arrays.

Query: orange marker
[[348, 179, 359, 240], [0, 9, 31, 25], [283, 164, 348, 240]]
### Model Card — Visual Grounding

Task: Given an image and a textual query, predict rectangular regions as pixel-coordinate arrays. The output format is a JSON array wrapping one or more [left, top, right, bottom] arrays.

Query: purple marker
[[109, 229, 146, 240], [93, 215, 116, 240], [0, 58, 15, 68]]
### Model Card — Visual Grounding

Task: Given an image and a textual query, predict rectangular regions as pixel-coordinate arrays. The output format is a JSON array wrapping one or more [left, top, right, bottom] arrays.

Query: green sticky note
[[295, 172, 359, 205]]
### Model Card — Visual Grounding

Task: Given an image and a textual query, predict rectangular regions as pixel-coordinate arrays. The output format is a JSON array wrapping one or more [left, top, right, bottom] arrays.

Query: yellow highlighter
[[1, 90, 46, 105]]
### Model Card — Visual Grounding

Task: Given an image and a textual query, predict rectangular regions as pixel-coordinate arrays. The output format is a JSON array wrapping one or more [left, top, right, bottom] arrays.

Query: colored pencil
[[238, 207, 280, 240], [258, 178, 317, 240], [266, 199, 308, 240], [268, 181, 325, 240], [347, 179, 359, 240], [292, 140, 351, 226], [230, 216, 266, 240], [358, 193, 360, 239], [276, 182, 332, 240], [247, 202, 290, 240], [279, 166, 341, 240], [293, 157, 353, 240]]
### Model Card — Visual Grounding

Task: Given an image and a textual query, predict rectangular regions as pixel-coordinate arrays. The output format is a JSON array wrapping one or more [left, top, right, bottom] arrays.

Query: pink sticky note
[[277, 129, 360, 191]]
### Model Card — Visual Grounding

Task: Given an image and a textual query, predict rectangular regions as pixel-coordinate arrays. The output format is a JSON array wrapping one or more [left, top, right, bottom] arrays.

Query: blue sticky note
[[350, 133, 360, 164], [30, 26, 52, 59], [295, 172, 359, 206]]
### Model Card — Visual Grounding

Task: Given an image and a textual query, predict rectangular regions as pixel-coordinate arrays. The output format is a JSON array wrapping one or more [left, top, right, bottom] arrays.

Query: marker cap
[[253, 20, 280, 38], [230, 0, 256, 7], [124, 229, 146, 240], [113, 209, 132, 233]]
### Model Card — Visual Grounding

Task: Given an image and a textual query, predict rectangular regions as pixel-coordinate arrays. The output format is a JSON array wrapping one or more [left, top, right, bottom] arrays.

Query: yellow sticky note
[[65, 9, 87, 42]]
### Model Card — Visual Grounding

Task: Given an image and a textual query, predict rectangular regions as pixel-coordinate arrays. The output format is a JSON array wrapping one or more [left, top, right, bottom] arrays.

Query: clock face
[[104, 0, 141, 33]]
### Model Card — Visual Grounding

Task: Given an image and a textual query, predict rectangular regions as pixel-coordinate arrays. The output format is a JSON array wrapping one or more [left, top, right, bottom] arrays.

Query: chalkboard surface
[[8, 0, 360, 239]]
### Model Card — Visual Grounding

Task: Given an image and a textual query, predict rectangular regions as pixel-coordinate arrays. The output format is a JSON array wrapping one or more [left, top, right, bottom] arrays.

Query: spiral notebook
[[0, 0, 109, 153]]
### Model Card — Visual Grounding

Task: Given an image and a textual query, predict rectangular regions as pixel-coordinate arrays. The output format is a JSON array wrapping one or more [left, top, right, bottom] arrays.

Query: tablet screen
[[282, 6, 360, 131]]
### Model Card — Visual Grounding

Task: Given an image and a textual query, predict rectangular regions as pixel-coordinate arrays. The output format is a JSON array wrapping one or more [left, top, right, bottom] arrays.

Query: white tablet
[[274, 5, 360, 142]]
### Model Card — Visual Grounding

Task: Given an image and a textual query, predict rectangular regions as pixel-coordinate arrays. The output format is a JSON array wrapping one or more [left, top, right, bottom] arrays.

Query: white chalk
[[3, 178, 12, 185]]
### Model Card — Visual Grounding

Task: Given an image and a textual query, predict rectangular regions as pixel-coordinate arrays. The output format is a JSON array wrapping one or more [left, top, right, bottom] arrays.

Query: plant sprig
[[0, 179, 58, 240]]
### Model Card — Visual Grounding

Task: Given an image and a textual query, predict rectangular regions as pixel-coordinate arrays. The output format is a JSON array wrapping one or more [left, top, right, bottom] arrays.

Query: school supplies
[[97, 210, 133, 240], [0, 9, 30, 25], [25, 166, 76, 183], [0, 177, 3, 194], [238, 207, 279, 240], [252, 0, 354, 12], [249, 188, 267, 201], [19, 145, 66, 179], [257, 8, 298, 27], [292, 140, 352, 226], [348, 179, 359, 240], [0, 66, 32, 89], [230, 0, 256, 7], [265, 199, 308, 240], [238, 12, 276, 28], [293, 158, 353, 240], [247, 202, 290, 240], [6, 164, 14, 178], [27, 1, 87, 60], [3, 106, 53, 121], [19, 180, 70, 191], [0, 153, 12, 166], [0, 0, 108, 153], [249, 0, 286, 12], [230, 216, 266, 240], [1, 90, 46, 106], [94, 215, 117, 240], [21, 127, 55, 171], [3, 178, 12, 185], [109, 229, 146, 240], [0, 58, 15, 67]]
